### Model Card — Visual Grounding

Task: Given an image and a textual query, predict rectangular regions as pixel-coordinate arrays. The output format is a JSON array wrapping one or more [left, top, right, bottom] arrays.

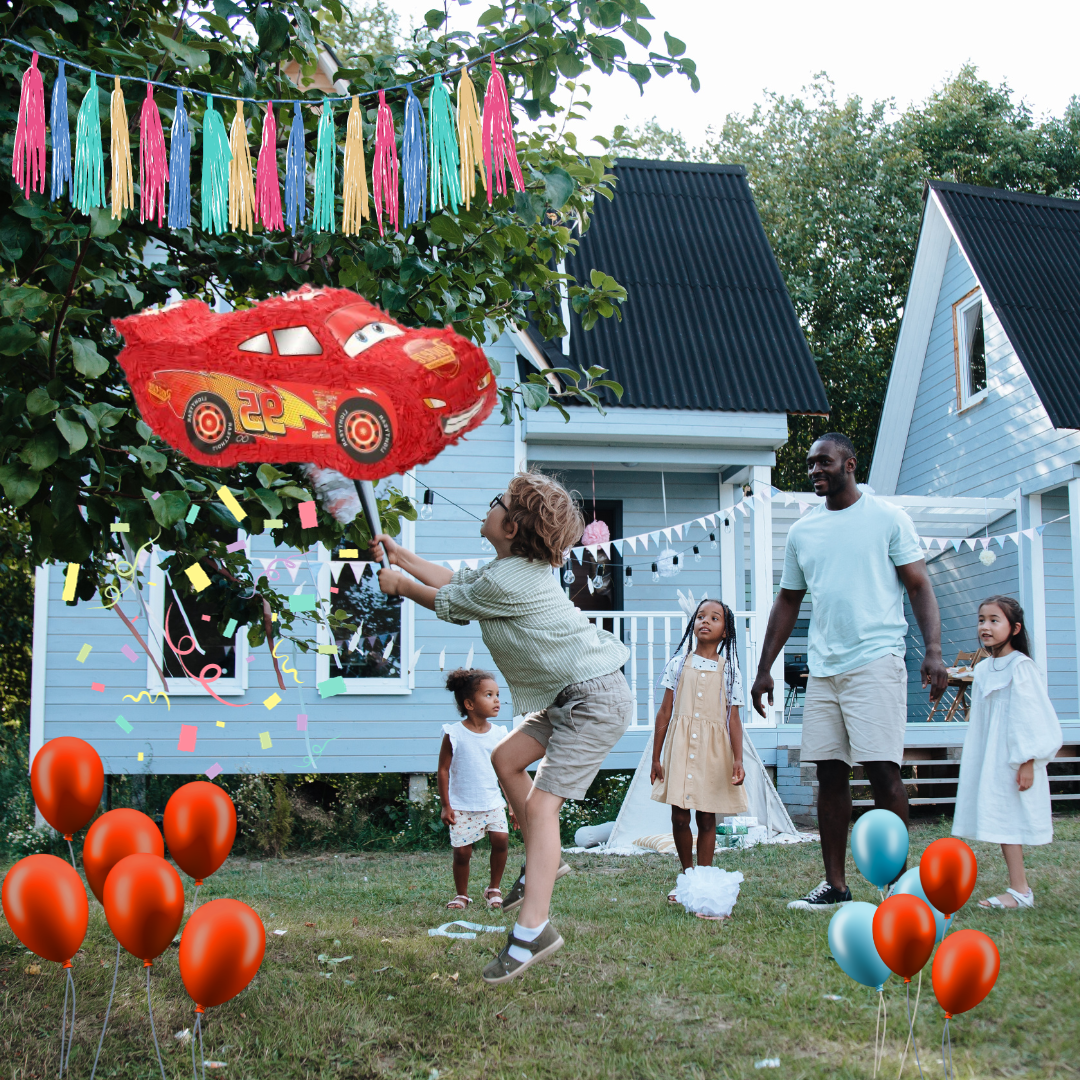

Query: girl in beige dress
[[651, 599, 747, 903]]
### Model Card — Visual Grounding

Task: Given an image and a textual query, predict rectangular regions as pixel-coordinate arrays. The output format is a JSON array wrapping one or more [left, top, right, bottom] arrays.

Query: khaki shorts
[[801, 653, 907, 766], [519, 670, 634, 800]]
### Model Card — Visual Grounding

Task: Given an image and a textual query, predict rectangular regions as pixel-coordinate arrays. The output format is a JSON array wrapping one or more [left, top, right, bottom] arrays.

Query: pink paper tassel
[[255, 103, 284, 231], [482, 53, 524, 204], [139, 83, 169, 226], [372, 90, 399, 237], [13, 52, 47, 197]]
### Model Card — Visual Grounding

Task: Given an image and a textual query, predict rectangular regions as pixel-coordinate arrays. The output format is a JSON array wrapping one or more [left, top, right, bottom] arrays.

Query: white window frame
[[953, 289, 988, 411], [147, 547, 249, 696], [315, 474, 416, 695]]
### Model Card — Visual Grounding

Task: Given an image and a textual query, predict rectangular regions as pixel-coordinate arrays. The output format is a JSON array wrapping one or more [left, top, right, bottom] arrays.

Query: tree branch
[[48, 239, 87, 380]]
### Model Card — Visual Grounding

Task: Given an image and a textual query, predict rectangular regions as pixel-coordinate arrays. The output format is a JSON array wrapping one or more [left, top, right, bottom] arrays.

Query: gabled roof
[[525, 159, 829, 414], [931, 180, 1080, 429]]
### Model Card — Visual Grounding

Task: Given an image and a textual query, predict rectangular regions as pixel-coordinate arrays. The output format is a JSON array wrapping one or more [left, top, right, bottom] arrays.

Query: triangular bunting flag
[[962, 538, 976, 550], [571, 547, 584, 561], [1036, 523, 1048, 536], [447, 559, 462, 572], [349, 561, 365, 581], [612, 539, 624, 555], [649, 531, 661, 545], [662, 528, 672, 542], [995, 535, 1007, 549], [466, 558, 480, 569], [1023, 528, 1036, 540], [625, 536, 637, 553], [672, 524, 683, 540], [329, 562, 344, 584], [1008, 533, 1019, 545], [951, 539, 963, 553]]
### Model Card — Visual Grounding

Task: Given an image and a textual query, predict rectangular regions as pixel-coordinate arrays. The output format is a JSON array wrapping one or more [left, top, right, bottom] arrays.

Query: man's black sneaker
[[787, 880, 852, 911]]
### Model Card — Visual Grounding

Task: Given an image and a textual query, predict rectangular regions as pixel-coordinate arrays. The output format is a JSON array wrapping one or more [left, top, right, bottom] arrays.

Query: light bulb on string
[[592, 568, 605, 590], [693, 545, 701, 563], [563, 559, 575, 585], [710, 531, 718, 550], [624, 567, 633, 589], [651, 562, 659, 583], [480, 535, 494, 553], [420, 489, 435, 520]]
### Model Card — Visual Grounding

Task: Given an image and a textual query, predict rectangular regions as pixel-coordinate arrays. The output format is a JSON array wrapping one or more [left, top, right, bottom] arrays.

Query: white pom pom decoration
[[979, 548, 997, 566], [673, 865, 744, 918]]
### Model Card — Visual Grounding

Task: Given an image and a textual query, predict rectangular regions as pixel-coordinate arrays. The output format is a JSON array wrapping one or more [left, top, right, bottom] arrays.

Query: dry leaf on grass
[[448, 972, 459, 983], [305, 922, 315, 927], [24, 965, 40, 975]]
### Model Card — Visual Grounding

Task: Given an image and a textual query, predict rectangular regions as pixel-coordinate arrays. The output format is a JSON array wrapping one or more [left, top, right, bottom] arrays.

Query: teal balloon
[[891, 866, 952, 943], [828, 901, 891, 991], [851, 809, 909, 888]]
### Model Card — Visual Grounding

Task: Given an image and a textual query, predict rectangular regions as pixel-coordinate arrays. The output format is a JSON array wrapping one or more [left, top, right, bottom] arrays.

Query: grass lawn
[[3, 816, 1079, 1079]]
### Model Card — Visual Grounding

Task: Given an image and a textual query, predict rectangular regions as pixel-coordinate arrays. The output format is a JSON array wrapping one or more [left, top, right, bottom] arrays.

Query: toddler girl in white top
[[438, 668, 511, 910], [953, 595, 1062, 909]]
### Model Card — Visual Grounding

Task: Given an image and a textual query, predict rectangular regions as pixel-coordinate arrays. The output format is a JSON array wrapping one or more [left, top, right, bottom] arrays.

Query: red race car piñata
[[114, 286, 497, 480]]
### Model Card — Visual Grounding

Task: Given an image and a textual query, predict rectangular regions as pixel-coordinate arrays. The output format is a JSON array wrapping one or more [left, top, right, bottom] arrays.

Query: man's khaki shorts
[[518, 670, 634, 800], [800, 653, 907, 766]]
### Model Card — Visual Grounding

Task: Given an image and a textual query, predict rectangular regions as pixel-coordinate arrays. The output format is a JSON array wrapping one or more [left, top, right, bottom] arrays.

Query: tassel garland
[[138, 83, 169, 226], [428, 73, 461, 215], [341, 95, 369, 236], [167, 89, 191, 229], [227, 100, 256, 234], [49, 60, 71, 202], [72, 71, 106, 214], [13, 52, 46, 197], [372, 90, 399, 237], [401, 85, 427, 227], [457, 65, 484, 211], [312, 98, 336, 233], [284, 102, 306, 236], [255, 103, 284, 231], [110, 76, 134, 220], [200, 95, 232, 235], [482, 54, 524, 203]]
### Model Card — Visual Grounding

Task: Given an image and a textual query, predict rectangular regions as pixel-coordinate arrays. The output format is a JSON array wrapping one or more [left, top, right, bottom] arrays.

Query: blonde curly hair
[[504, 468, 584, 566]]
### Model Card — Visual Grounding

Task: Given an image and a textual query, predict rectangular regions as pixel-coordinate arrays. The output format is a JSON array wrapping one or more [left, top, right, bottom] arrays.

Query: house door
[[562, 500, 623, 630]]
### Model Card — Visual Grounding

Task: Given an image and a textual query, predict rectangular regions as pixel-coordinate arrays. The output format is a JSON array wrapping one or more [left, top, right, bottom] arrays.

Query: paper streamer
[[201, 95, 232, 235], [227, 99, 256, 234], [401, 84, 427, 227], [138, 83, 169, 226], [428, 73, 460, 214], [284, 101, 306, 235], [73, 71, 106, 214], [312, 98, 336, 233], [109, 76, 134, 220], [167, 88, 191, 228], [13, 51, 46, 197], [482, 53, 524, 201], [457, 65, 484, 210], [372, 90, 399, 237], [255, 102, 284, 231], [427, 921, 504, 940], [341, 95, 369, 236], [49, 59, 71, 202]]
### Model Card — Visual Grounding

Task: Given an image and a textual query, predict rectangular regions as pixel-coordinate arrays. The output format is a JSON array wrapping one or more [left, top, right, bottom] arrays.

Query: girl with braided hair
[[651, 598, 747, 906]]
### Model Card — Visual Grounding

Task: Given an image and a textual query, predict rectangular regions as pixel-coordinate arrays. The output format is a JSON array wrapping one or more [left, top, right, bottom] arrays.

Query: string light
[[651, 562, 659, 583], [710, 532, 718, 550], [624, 566, 633, 588], [693, 545, 701, 563], [419, 488, 435, 520], [563, 560, 575, 585]]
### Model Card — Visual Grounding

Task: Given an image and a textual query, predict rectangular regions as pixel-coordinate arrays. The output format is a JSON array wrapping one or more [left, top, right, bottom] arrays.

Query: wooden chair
[[928, 648, 988, 722]]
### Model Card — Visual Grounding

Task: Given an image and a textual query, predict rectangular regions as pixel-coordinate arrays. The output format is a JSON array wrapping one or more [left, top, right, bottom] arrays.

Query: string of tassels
[[139, 83, 168, 226], [341, 95, 369, 236], [312, 98, 336, 233], [457, 65, 484, 211], [72, 71, 105, 214], [49, 59, 70, 202], [167, 88, 190, 229], [401, 84, 426, 227], [283, 101, 305, 236], [110, 76, 134, 220], [428, 73, 461, 215], [372, 90, 399, 237], [13, 51, 46, 197], [255, 103, 283, 231], [227, 99, 255, 234], [200, 95, 231, 235], [481, 53, 524, 203]]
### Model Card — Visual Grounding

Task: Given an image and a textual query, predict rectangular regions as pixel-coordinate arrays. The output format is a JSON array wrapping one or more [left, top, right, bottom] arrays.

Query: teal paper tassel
[[200, 95, 232, 234], [72, 71, 105, 214], [312, 98, 335, 233], [428, 74, 460, 214]]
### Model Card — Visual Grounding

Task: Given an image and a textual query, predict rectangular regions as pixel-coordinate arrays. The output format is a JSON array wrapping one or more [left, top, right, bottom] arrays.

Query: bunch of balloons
[[1, 737, 265, 1077]]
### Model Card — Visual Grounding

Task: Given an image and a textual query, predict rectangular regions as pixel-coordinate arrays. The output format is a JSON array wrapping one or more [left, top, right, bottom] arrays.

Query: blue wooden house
[[30, 159, 831, 801]]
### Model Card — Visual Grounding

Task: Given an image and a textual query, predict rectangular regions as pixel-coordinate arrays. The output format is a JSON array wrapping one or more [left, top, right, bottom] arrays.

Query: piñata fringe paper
[[255, 103, 284, 231], [341, 95, 369, 236], [372, 90, 399, 237], [167, 89, 191, 228], [401, 84, 426, 227], [228, 99, 256, 233], [201, 95, 232, 235], [428, 73, 460, 215], [457, 65, 484, 211], [139, 83, 169, 226], [284, 102, 306, 236], [72, 71, 106, 214], [481, 54, 524, 202], [110, 76, 134, 220], [50, 60, 71, 202], [312, 98, 335, 233], [13, 51, 46, 197]]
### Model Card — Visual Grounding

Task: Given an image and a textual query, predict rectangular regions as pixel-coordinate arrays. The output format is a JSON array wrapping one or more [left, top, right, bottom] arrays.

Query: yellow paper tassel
[[110, 76, 134, 220], [457, 66, 484, 211], [228, 100, 256, 234], [342, 96, 370, 236]]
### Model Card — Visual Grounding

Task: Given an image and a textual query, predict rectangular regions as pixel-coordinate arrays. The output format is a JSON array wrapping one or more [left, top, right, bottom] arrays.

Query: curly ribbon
[[95, 535, 157, 610], [164, 603, 247, 708], [114, 606, 170, 693], [271, 639, 303, 685], [122, 689, 171, 711]]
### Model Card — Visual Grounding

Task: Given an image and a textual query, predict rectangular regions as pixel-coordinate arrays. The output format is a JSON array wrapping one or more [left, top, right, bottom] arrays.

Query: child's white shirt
[[660, 651, 743, 705], [442, 720, 508, 811]]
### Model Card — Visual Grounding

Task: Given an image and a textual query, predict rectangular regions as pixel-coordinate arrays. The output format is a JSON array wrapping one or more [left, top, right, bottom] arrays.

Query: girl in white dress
[[953, 595, 1062, 909]]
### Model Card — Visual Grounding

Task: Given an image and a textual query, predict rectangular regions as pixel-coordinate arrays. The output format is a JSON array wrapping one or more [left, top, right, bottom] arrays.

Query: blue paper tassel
[[50, 60, 71, 202], [402, 84, 427, 227], [284, 102, 306, 236], [168, 88, 191, 229]]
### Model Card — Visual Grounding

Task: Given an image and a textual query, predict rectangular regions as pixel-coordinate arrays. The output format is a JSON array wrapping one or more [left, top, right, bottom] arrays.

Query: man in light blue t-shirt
[[750, 433, 948, 911]]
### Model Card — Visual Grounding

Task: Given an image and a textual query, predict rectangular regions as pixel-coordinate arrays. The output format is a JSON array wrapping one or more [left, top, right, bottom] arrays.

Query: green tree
[[318, 0, 403, 66]]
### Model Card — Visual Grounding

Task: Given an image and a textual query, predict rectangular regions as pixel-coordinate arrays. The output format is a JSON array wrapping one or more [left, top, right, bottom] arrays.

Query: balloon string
[[66, 967, 76, 1074], [66, 837, 76, 871], [191, 1010, 198, 1080], [146, 966, 166, 1080], [198, 1011, 206, 1080], [874, 989, 887, 1077], [90, 940, 120, 1079], [899, 976, 926, 1080], [192, 883, 201, 912], [944, 1018, 953, 1080], [59, 966, 69, 1079]]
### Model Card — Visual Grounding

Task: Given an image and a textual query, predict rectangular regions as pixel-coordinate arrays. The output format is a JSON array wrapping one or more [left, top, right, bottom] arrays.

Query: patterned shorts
[[448, 807, 509, 848]]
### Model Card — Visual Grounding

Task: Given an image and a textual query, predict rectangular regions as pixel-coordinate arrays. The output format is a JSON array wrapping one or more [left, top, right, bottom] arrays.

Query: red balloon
[[164, 782, 236, 884], [179, 899, 265, 1009], [83, 809, 165, 903], [920, 838, 979, 916], [872, 894, 937, 979], [102, 854, 185, 963], [2, 855, 88, 963], [932, 929, 1000, 1017], [30, 737, 104, 838]]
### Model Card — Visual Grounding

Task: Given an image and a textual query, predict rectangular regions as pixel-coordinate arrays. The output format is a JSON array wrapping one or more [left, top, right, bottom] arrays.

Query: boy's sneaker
[[501, 859, 572, 914], [787, 880, 852, 911], [482, 922, 564, 984]]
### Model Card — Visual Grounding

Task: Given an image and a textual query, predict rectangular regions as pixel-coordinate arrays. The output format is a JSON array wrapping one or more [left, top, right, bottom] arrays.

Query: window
[[273, 326, 323, 355], [954, 291, 988, 409], [238, 332, 272, 353]]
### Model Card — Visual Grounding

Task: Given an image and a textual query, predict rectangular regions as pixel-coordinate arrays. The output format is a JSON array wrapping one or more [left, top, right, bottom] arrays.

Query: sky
[[391, 0, 1080, 150]]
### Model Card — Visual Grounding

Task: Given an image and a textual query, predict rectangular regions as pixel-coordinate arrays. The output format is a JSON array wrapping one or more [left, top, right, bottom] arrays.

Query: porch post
[[30, 564, 49, 828], [1069, 479, 1080, 706], [718, 478, 736, 605], [1028, 493, 1047, 672], [750, 466, 782, 726]]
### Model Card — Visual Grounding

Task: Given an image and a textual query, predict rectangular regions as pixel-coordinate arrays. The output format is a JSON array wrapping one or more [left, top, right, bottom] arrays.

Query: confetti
[[91, 682, 105, 692], [273, 929, 287, 936], [151, 492, 161, 501], [201, 614, 211, 622], [137, 752, 144, 762], [318, 676, 347, 699], [317, 644, 337, 654], [755, 1060, 781, 1070], [263, 693, 281, 710], [259, 731, 273, 750], [185, 505, 200, 524], [216, 720, 226, 728], [298, 500, 318, 529], [217, 485, 246, 522], [110, 523, 130, 533], [226, 538, 246, 553], [245, 656, 255, 663], [330, 586, 339, 594], [296, 714, 308, 731], [205, 762, 223, 780], [264, 519, 283, 529], [338, 548, 359, 558], [185, 564, 212, 593], [115, 715, 133, 733], [177, 725, 197, 753], [76, 644, 93, 663], [223, 618, 238, 637], [289, 594, 318, 612], [62, 562, 80, 602], [121, 644, 138, 663]]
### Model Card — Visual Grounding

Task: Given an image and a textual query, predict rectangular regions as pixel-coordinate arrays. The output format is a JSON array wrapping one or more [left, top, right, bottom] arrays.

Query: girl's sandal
[[484, 887, 503, 909], [980, 888, 1034, 910], [446, 895, 472, 910]]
